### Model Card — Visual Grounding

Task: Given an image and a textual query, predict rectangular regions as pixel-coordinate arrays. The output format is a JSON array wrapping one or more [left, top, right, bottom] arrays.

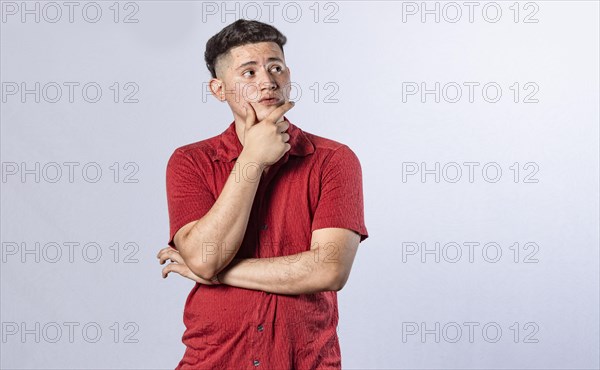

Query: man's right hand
[[241, 101, 294, 168]]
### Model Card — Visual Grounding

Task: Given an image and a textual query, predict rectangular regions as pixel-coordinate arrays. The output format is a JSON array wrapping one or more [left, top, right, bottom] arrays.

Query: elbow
[[177, 230, 221, 281], [331, 276, 348, 292], [179, 241, 219, 281], [187, 258, 219, 281], [325, 268, 350, 292]]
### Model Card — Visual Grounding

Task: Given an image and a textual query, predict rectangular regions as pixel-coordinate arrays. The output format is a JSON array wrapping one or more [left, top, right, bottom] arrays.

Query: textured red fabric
[[166, 117, 369, 369]]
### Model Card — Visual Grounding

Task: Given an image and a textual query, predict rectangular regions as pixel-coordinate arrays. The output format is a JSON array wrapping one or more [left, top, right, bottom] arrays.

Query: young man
[[157, 19, 369, 369]]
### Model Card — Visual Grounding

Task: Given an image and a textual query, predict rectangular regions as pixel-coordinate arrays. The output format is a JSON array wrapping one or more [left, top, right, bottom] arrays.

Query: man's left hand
[[157, 247, 218, 285]]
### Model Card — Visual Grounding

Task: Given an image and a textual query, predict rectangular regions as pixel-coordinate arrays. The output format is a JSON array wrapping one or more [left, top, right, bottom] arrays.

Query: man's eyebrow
[[236, 57, 284, 70]]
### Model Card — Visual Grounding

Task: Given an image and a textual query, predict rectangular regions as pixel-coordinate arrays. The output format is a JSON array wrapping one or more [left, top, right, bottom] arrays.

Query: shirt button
[[257, 324, 264, 332], [253, 360, 260, 367], [261, 224, 268, 230]]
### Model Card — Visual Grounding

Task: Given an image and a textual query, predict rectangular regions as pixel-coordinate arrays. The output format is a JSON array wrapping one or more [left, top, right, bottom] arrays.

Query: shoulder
[[302, 130, 362, 165], [170, 132, 221, 159], [167, 133, 221, 168]]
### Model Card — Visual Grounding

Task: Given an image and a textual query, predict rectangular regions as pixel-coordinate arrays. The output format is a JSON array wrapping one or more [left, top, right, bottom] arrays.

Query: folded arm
[[220, 228, 359, 295]]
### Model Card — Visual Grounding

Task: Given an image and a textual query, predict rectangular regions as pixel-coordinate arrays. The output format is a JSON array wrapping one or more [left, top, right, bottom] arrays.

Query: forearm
[[179, 151, 263, 279], [218, 248, 340, 295]]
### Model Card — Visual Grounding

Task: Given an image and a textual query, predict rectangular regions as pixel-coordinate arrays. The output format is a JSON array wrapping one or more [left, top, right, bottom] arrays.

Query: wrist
[[237, 152, 266, 177]]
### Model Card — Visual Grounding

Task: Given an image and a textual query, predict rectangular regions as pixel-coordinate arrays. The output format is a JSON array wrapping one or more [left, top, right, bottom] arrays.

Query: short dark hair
[[204, 19, 287, 79]]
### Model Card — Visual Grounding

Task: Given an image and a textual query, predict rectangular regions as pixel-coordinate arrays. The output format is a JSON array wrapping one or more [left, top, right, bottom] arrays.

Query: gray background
[[1, 1, 599, 369]]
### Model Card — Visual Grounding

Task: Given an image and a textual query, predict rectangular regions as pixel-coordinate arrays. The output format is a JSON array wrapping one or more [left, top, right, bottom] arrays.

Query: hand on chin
[[256, 105, 279, 122]]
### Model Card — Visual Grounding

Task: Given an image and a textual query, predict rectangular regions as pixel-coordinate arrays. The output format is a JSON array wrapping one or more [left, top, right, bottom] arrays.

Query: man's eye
[[271, 66, 283, 73], [243, 70, 254, 77]]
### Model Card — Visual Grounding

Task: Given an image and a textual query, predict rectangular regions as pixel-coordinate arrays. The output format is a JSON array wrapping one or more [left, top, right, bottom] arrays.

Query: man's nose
[[258, 69, 278, 90]]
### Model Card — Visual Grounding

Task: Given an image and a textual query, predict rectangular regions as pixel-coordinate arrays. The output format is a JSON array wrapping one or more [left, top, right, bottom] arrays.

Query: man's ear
[[209, 78, 226, 102]]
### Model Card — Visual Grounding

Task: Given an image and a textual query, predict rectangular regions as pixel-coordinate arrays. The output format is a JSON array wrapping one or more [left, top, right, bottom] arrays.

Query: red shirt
[[166, 117, 369, 370]]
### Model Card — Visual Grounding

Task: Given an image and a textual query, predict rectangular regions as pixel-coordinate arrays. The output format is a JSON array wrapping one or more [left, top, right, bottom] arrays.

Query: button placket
[[251, 161, 283, 368], [252, 324, 265, 367], [256, 170, 274, 253]]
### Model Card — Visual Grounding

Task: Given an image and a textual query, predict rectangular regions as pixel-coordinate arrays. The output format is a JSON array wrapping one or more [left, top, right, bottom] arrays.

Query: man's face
[[212, 41, 291, 123]]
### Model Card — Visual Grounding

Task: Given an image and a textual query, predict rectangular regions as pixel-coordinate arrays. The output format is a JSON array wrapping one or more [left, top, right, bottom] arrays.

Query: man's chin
[[256, 103, 285, 122]]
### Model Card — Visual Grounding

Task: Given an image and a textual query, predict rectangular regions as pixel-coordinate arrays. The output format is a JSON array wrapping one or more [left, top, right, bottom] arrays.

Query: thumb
[[244, 102, 257, 131]]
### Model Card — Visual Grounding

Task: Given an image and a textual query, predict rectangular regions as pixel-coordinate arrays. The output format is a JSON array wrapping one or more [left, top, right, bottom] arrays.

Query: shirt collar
[[211, 117, 315, 162]]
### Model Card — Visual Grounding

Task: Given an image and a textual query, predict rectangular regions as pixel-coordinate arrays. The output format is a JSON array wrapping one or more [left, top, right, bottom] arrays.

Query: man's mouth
[[258, 97, 282, 106]]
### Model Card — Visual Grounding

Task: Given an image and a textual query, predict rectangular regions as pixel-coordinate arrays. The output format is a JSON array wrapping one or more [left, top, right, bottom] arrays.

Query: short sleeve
[[311, 145, 369, 243], [166, 149, 216, 249]]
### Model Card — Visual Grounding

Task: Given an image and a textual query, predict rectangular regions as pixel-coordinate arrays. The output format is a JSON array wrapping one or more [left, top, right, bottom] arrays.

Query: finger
[[157, 249, 171, 261], [244, 102, 258, 131], [264, 101, 295, 125], [157, 248, 169, 263], [156, 246, 171, 259], [281, 133, 290, 142], [164, 262, 192, 278], [276, 119, 290, 133], [159, 249, 183, 265], [162, 265, 170, 278], [159, 253, 183, 265]]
